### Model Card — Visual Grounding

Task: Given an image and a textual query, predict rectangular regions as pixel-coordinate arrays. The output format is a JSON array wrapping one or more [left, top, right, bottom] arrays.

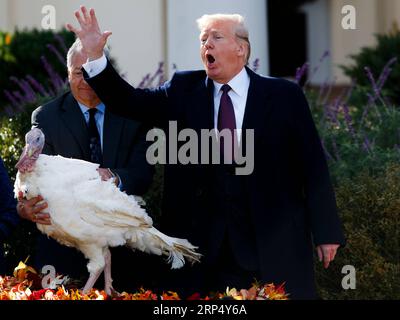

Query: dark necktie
[[88, 108, 103, 165], [217, 84, 237, 163]]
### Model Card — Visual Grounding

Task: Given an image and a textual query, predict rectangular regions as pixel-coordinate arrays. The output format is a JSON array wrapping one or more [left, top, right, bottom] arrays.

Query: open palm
[[66, 6, 112, 60]]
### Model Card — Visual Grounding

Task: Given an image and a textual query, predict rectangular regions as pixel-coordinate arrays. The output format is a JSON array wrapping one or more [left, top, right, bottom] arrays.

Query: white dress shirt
[[211, 67, 250, 141], [82, 54, 108, 77]]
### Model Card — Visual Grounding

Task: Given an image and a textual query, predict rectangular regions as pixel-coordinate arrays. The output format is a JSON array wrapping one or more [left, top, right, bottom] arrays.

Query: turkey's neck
[[16, 149, 41, 174]]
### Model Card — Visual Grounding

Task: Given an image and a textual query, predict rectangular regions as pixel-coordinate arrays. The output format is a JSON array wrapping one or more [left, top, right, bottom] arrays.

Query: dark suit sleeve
[[0, 157, 19, 243], [112, 124, 154, 196], [289, 84, 345, 247], [83, 60, 171, 129], [31, 107, 56, 156]]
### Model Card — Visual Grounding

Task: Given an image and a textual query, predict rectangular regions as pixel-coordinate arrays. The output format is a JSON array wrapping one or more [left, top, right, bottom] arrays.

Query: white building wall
[[1, 0, 165, 86], [329, 0, 379, 84], [166, 0, 269, 77], [1, 0, 269, 84]]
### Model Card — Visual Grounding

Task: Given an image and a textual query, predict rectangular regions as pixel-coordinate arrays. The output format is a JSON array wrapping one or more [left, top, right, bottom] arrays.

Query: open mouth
[[206, 54, 216, 64]]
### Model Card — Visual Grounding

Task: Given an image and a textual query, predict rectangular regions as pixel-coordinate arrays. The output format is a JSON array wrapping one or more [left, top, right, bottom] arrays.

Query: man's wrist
[[83, 54, 107, 77], [88, 51, 105, 62]]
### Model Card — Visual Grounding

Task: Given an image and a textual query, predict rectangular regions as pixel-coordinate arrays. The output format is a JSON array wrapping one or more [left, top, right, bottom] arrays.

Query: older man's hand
[[17, 191, 51, 225], [97, 168, 119, 186], [66, 6, 112, 61], [316, 244, 340, 269]]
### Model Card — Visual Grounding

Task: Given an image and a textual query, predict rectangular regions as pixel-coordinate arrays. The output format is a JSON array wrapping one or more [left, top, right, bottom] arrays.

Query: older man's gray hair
[[196, 13, 251, 65], [67, 38, 110, 71]]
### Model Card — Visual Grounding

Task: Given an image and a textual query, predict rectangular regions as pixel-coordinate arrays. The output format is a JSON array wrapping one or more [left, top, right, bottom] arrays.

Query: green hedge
[[0, 29, 75, 112], [315, 164, 400, 299], [341, 29, 400, 106]]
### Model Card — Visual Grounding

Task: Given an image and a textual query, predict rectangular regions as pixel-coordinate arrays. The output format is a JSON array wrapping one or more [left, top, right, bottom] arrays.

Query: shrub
[[0, 29, 75, 112], [303, 57, 400, 183], [315, 164, 400, 299], [298, 53, 400, 299], [341, 28, 400, 105]]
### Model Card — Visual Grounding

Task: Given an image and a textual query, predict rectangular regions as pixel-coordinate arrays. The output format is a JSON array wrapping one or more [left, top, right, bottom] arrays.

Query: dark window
[[268, 0, 313, 81]]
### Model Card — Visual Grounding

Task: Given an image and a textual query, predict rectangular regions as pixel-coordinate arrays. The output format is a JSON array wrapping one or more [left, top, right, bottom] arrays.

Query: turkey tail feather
[[126, 227, 201, 269]]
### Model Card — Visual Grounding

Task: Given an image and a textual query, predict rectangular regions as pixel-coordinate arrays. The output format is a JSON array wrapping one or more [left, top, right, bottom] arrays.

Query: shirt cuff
[[115, 173, 123, 190], [82, 54, 107, 77]]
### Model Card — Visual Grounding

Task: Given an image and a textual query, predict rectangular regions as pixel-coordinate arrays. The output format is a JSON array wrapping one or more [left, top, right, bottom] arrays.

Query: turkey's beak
[[27, 146, 34, 158], [15, 145, 29, 170]]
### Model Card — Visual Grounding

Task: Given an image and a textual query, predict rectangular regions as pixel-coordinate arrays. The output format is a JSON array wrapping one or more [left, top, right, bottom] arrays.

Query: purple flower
[[47, 43, 67, 66], [342, 104, 356, 140], [138, 74, 150, 89], [26, 75, 49, 97], [3, 89, 20, 108], [252, 58, 260, 73], [9, 76, 36, 103], [362, 136, 373, 154], [41, 55, 67, 92], [317, 79, 329, 103], [376, 57, 397, 92], [53, 34, 68, 54], [320, 139, 334, 162], [320, 80, 334, 106], [11, 91, 28, 112], [364, 66, 380, 97], [147, 62, 164, 88], [3, 105, 14, 117], [319, 50, 330, 62], [331, 137, 341, 162], [295, 62, 309, 84], [305, 50, 330, 86]]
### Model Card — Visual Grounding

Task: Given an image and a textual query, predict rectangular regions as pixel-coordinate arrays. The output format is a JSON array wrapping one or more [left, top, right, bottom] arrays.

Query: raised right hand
[[66, 6, 112, 61]]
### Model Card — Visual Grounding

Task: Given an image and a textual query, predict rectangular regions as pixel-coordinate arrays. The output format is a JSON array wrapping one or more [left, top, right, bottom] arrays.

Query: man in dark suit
[[67, 7, 345, 299], [0, 156, 20, 275], [16, 39, 154, 291]]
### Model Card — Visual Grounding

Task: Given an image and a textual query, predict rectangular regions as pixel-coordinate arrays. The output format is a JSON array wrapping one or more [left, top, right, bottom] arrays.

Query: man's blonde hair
[[196, 13, 251, 65]]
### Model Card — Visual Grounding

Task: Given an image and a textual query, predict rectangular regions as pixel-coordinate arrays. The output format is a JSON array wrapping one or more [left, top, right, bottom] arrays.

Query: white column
[[166, 0, 269, 76], [301, 0, 331, 85]]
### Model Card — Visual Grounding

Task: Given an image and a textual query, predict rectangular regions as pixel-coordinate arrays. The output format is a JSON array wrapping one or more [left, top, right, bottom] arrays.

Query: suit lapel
[[60, 93, 91, 160], [102, 109, 124, 168], [185, 77, 214, 132], [241, 67, 273, 140]]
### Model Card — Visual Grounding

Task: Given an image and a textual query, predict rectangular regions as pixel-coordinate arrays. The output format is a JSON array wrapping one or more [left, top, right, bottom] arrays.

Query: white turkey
[[14, 127, 201, 295]]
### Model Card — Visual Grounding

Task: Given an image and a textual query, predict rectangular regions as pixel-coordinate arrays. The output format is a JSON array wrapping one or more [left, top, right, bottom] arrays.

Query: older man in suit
[[67, 7, 345, 299], [16, 39, 154, 291]]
